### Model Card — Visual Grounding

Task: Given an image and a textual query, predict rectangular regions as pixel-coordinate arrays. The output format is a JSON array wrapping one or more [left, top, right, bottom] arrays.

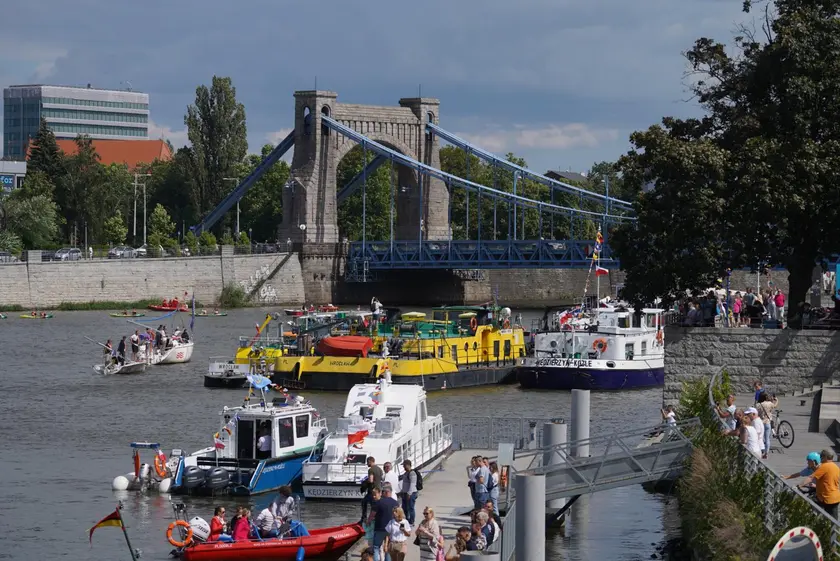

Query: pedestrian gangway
[[504, 417, 701, 503]]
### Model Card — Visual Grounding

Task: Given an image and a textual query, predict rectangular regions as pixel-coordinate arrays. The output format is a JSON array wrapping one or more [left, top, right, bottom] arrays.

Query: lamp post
[[223, 177, 239, 236], [133, 172, 152, 246]]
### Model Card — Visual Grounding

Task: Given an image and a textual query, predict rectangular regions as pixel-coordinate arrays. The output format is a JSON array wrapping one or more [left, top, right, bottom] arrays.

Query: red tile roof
[[50, 139, 172, 170]]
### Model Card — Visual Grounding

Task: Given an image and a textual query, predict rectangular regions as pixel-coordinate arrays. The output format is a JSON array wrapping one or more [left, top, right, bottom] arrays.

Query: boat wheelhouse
[[516, 305, 666, 390], [301, 375, 451, 499], [171, 383, 328, 495]]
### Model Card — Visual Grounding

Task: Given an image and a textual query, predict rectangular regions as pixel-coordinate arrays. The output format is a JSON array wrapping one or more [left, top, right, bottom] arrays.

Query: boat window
[[419, 401, 427, 422], [433, 311, 446, 321], [493, 340, 500, 358], [504, 340, 511, 357], [386, 406, 402, 418], [295, 414, 310, 439], [237, 419, 255, 459], [641, 341, 647, 355], [346, 454, 367, 465], [451, 345, 458, 361], [360, 406, 374, 420], [625, 343, 635, 360], [618, 317, 629, 328], [438, 346, 444, 358], [277, 417, 294, 448]]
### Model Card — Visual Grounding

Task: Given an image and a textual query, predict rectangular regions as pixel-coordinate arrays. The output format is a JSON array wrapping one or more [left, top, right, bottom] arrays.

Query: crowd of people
[[201, 486, 297, 543], [102, 325, 190, 365], [677, 287, 787, 328], [357, 455, 503, 561]]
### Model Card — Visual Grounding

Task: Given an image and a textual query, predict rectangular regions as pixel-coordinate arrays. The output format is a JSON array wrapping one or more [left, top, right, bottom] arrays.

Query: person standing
[[743, 408, 763, 458], [415, 507, 443, 561], [756, 392, 778, 459], [383, 462, 400, 493], [369, 487, 399, 561], [256, 425, 272, 459], [775, 290, 786, 324], [716, 395, 737, 431], [399, 460, 418, 526], [116, 336, 127, 365], [130, 330, 140, 361], [487, 462, 500, 514], [384, 507, 411, 561]]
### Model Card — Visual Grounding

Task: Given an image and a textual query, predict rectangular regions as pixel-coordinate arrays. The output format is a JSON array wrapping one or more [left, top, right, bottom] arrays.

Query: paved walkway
[[732, 392, 835, 479]]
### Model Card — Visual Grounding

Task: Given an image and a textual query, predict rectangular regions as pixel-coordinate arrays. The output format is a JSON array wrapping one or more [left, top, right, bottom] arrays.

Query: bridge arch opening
[[321, 105, 330, 135], [336, 143, 420, 242]]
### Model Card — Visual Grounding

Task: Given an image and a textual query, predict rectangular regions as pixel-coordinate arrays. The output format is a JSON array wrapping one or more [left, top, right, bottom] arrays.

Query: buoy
[[296, 546, 306, 561], [112, 475, 130, 491], [158, 478, 172, 493]]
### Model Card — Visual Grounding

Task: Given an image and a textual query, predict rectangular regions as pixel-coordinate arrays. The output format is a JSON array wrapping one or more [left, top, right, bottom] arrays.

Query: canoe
[[109, 312, 146, 318], [316, 335, 373, 358], [179, 522, 363, 561], [195, 312, 228, 317], [19, 314, 54, 319], [148, 304, 190, 312]]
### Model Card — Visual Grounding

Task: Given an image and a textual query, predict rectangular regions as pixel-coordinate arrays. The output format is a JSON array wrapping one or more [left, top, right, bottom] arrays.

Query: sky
[[0, 0, 749, 174]]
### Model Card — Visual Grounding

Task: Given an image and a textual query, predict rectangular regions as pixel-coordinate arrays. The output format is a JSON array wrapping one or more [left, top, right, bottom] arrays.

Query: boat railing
[[393, 422, 453, 475]]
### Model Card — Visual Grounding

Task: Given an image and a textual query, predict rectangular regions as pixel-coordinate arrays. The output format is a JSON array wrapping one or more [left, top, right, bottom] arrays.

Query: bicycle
[[772, 409, 795, 448]]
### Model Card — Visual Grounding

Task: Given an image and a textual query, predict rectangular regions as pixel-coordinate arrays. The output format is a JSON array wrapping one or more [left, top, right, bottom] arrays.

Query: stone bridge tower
[[279, 90, 451, 245]]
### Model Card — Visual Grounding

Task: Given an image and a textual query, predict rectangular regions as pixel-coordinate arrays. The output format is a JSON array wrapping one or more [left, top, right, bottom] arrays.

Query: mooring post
[[515, 473, 546, 561], [571, 389, 591, 458], [542, 419, 567, 511]]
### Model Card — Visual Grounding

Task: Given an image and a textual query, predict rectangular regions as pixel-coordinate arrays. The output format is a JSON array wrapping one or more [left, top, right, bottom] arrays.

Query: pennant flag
[[595, 266, 609, 277], [89, 509, 123, 543], [596, 231, 603, 245], [214, 437, 226, 449], [347, 429, 369, 446]]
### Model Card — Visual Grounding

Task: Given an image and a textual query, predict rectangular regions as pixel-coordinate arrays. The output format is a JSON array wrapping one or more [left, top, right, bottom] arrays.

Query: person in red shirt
[[209, 506, 226, 542], [232, 508, 252, 541]]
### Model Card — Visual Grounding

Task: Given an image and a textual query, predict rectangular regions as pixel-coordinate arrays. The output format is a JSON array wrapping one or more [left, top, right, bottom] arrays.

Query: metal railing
[[450, 417, 555, 451], [707, 370, 840, 551], [491, 499, 515, 561]]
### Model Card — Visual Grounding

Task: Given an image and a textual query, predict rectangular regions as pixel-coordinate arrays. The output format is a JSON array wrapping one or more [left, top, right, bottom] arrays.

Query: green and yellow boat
[[269, 305, 526, 391]]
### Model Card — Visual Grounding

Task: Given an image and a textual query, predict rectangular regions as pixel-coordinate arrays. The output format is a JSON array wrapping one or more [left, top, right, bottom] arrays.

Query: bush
[[184, 231, 199, 255], [198, 230, 217, 247], [218, 283, 247, 308]]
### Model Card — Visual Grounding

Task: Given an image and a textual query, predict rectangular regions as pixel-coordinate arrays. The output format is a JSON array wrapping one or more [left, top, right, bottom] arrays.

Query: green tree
[[27, 119, 65, 181], [336, 146, 394, 241], [103, 210, 128, 245], [184, 76, 247, 223], [613, 0, 840, 325], [183, 230, 199, 254], [198, 230, 217, 247], [56, 135, 102, 242], [149, 203, 176, 239], [0, 231, 23, 255], [237, 144, 289, 242], [85, 163, 133, 245], [220, 231, 235, 246], [237, 231, 251, 249], [19, 170, 56, 199], [3, 195, 60, 248]]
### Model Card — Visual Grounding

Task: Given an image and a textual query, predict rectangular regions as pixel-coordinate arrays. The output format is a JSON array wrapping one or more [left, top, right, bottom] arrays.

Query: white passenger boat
[[301, 372, 452, 499], [517, 305, 666, 390]]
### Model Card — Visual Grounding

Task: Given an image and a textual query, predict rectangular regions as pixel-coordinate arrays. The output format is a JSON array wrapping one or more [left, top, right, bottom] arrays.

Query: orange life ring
[[502, 319, 511, 329], [593, 338, 608, 353], [167, 520, 193, 548], [154, 452, 169, 478], [470, 317, 478, 331]]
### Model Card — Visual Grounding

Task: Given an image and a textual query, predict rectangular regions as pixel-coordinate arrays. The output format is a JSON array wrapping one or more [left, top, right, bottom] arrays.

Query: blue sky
[[1, 0, 746, 173]]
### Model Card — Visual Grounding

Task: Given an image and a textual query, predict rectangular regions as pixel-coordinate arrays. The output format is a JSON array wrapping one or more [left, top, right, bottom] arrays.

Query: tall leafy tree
[[337, 146, 396, 241], [613, 0, 840, 326], [184, 76, 247, 223], [103, 210, 128, 245], [3, 194, 61, 248], [56, 135, 102, 243], [236, 144, 289, 243], [27, 119, 64, 181]]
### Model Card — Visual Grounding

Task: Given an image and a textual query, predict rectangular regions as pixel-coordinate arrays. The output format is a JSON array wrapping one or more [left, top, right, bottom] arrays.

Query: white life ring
[[766, 526, 822, 561]]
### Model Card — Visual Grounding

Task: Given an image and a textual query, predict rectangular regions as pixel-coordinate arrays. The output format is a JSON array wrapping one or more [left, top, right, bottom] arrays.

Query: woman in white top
[[756, 392, 778, 459], [384, 507, 412, 561], [743, 409, 763, 458]]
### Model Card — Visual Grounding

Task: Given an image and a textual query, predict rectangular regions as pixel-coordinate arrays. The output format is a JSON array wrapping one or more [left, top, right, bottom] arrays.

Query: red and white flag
[[214, 437, 226, 450], [348, 429, 369, 446], [595, 266, 609, 277]]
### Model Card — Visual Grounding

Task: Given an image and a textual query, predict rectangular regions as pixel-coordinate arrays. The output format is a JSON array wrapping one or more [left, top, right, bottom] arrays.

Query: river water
[[0, 308, 679, 560]]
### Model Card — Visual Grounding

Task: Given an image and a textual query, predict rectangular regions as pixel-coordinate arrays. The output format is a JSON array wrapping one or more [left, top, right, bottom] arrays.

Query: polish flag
[[595, 266, 609, 277], [214, 437, 226, 450], [348, 430, 369, 446]]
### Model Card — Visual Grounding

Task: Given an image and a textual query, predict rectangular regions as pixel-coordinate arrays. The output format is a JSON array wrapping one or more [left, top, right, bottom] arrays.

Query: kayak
[[194, 312, 227, 317], [109, 312, 146, 318], [148, 304, 189, 312], [177, 522, 363, 561], [20, 314, 54, 319]]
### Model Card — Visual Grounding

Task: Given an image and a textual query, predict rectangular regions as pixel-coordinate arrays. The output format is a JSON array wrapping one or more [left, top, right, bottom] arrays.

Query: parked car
[[41, 250, 56, 262], [54, 247, 82, 261], [108, 245, 136, 259], [134, 245, 147, 258], [0, 251, 19, 263]]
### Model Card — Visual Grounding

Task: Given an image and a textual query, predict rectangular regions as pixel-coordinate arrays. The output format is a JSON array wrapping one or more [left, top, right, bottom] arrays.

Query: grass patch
[[0, 304, 25, 312], [218, 283, 247, 308], [55, 299, 163, 311]]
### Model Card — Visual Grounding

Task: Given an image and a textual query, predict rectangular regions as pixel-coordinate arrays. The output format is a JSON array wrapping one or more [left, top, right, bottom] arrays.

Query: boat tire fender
[[470, 317, 478, 331], [154, 452, 169, 478], [167, 520, 193, 547]]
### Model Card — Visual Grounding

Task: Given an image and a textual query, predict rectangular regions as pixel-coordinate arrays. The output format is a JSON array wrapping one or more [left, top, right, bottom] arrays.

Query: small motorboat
[[110, 311, 146, 318], [172, 518, 364, 561], [205, 360, 249, 389], [94, 360, 148, 375], [315, 335, 373, 358], [111, 442, 178, 493], [20, 313, 53, 319]]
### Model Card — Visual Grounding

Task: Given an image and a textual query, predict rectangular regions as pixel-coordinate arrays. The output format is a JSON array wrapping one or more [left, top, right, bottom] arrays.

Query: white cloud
[[264, 128, 293, 145], [148, 120, 189, 148], [455, 123, 620, 153]]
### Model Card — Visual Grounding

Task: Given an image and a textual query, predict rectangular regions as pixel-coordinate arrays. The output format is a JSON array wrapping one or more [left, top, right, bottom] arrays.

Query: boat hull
[[516, 359, 664, 390], [271, 362, 517, 391], [19, 314, 53, 319], [109, 313, 145, 318], [203, 374, 247, 389], [94, 361, 147, 375], [157, 343, 194, 364], [179, 523, 364, 561]]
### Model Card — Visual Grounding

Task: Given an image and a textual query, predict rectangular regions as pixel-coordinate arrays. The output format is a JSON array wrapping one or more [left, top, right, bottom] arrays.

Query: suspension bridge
[[193, 90, 634, 285]]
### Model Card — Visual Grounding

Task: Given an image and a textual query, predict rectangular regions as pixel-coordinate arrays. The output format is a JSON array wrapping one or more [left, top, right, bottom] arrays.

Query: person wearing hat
[[784, 452, 821, 481], [745, 407, 766, 457], [802, 449, 840, 518], [742, 408, 763, 457]]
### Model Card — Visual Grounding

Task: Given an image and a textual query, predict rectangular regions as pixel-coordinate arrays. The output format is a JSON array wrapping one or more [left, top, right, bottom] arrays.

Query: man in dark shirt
[[483, 500, 502, 528], [361, 456, 384, 521], [368, 487, 398, 561], [117, 336, 127, 365]]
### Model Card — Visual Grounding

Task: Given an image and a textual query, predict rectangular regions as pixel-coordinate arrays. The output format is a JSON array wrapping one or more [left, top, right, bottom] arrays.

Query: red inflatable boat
[[180, 523, 363, 561], [148, 304, 190, 312]]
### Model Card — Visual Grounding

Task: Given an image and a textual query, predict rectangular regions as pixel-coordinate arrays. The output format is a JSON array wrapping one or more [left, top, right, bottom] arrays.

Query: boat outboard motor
[[189, 517, 211, 543], [181, 465, 206, 489], [139, 463, 152, 481], [204, 467, 231, 491]]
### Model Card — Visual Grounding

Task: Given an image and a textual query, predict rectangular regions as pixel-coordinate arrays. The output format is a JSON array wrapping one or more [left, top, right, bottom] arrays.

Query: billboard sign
[[0, 174, 15, 193]]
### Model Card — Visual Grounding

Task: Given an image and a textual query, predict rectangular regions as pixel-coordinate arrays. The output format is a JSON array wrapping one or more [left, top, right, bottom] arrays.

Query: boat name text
[[535, 358, 594, 367]]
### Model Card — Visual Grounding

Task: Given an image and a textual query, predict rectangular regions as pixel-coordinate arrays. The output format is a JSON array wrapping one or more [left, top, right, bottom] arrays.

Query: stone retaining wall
[[0, 249, 305, 307], [663, 326, 840, 407]]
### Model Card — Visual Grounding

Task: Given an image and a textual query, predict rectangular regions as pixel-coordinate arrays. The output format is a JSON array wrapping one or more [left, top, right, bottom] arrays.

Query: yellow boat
[[269, 305, 526, 391]]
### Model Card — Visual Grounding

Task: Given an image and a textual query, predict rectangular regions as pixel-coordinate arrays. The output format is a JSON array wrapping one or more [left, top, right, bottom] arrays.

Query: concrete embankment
[[0, 247, 305, 308]]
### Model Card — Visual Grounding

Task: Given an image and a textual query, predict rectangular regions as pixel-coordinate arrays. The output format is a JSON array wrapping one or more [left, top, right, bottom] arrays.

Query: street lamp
[[133, 172, 152, 246], [223, 177, 239, 235]]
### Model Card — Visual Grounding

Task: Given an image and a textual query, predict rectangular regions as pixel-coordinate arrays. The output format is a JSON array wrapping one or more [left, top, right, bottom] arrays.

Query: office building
[[3, 84, 149, 159]]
